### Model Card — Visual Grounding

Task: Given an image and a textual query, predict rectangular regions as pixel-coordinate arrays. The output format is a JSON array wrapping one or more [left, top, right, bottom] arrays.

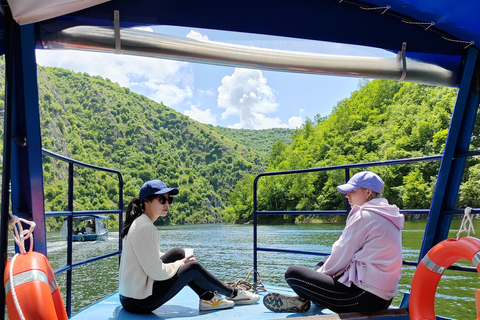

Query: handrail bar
[[456, 149, 480, 157], [254, 209, 431, 215], [257, 247, 330, 256], [42, 148, 123, 317], [53, 250, 122, 275], [254, 155, 442, 180], [42, 148, 123, 174], [46, 210, 122, 217]]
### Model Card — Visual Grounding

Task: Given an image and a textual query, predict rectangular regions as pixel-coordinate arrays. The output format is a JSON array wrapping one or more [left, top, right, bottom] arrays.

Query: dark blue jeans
[[120, 248, 235, 314]]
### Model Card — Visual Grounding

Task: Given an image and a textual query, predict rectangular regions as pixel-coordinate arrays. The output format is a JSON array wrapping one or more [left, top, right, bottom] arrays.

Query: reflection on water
[[6, 219, 480, 319]]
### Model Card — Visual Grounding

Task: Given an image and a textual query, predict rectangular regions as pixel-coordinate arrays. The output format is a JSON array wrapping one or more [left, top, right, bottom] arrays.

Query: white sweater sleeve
[[130, 219, 184, 281]]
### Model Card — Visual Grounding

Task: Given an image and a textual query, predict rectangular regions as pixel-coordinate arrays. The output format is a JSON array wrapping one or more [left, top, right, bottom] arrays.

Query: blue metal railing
[[42, 149, 123, 317], [252, 154, 480, 281]]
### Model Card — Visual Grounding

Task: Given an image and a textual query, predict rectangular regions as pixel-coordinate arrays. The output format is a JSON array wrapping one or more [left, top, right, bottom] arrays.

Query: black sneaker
[[263, 292, 311, 313]]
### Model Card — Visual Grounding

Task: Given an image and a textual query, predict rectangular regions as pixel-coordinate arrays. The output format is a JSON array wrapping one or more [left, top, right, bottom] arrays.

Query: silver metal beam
[[41, 26, 456, 87]]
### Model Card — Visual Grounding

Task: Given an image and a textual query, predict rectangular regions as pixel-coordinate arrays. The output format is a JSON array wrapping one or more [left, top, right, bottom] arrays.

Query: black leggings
[[285, 260, 392, 313], [120, 248, 236, 314]]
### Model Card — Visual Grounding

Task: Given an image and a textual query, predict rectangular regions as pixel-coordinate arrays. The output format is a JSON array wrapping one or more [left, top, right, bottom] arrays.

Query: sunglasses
[[154, 195, 174, 205]]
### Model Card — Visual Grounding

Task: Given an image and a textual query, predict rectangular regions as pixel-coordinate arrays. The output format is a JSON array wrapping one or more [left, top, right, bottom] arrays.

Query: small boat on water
[[2, 0, 480, 320], [60, 215, 110, 242]]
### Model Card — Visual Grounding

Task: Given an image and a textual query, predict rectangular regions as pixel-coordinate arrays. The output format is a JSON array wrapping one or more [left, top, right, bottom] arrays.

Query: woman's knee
[[285, 265, 306, 279], [179, 261, 203, 273], [171, 247, 185, 258], [161, 247, 185, 263]]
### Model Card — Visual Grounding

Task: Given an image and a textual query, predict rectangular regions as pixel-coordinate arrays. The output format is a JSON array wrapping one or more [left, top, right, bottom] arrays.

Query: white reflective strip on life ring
[[4, 269, 49, 294], [472, 251, 480, 268], [422, 254, 446, 274], [49, 278, 58, 293]]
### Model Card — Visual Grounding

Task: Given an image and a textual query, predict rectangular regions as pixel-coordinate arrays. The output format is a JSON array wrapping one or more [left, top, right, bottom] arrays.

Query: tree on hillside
[[225, 80, 478, 224]]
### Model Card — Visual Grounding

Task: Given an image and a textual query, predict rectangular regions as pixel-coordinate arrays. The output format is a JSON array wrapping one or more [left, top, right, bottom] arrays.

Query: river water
[[8, 219, 480, 319]]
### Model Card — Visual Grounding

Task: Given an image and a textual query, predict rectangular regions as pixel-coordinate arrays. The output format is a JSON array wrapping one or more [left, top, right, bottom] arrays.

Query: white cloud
[[288, 116, 304, 129], [35, 50, 193, 107], [186, 30, 209, 41], [217, 68, 283, 129], [151, 84, 193, 106], [133, 26, 154, 32], [198, 89, 215, 96], [184, 105, 217, 125], [228, 113, 287, 129]]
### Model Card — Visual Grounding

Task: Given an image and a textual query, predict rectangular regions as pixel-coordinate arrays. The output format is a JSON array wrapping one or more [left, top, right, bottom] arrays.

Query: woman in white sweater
[[119, 179, 259, 314]]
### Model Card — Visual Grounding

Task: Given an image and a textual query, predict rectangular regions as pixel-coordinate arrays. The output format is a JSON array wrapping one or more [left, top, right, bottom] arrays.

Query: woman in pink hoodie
[[263, 171, 404, 314]]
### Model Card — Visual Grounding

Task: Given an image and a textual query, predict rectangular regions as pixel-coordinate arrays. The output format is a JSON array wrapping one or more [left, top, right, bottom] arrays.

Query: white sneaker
[[263, 292, 311, 313], [228, 289, 260, 305], [199, 292, 235, 311]]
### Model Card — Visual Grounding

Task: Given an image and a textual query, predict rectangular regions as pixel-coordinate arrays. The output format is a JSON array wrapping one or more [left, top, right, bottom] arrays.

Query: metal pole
[[42, 26, 456, 87]]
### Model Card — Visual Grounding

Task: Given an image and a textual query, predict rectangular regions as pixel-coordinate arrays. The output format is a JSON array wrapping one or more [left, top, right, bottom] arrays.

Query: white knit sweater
[[119, 214, 185, 299]]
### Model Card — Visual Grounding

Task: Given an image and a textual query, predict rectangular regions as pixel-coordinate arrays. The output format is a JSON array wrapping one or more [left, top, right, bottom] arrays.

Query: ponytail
[[367, 191, 381, 202], [121, 197, 143, 238]]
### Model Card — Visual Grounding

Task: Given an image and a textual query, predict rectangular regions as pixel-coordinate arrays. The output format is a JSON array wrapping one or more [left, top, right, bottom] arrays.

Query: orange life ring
[[409, 237, 480, 320], [4, 251, 69, 320]]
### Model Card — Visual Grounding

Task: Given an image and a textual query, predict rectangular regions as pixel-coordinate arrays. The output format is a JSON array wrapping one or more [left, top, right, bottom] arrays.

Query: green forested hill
[[225, 80, 480, 223], [0, 60, 295, 228], [34, 65, 275, 226], [210, 126, 294, 155]]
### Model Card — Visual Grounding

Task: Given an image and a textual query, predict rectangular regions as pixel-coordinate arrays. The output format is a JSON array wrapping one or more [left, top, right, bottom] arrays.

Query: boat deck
[[70, 285, 411, 320]]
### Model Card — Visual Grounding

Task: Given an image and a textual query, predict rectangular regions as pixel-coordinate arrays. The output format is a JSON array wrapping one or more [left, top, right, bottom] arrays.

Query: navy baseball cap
[[337, 171, 384, 194], [139, 179, 179, 202]]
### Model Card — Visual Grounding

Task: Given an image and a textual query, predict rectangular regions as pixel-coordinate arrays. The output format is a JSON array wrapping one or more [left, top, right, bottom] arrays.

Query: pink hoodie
[[318, 198, 404, 300]]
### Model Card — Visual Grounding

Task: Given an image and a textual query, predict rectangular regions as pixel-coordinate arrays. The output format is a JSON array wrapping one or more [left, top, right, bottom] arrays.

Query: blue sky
[[36, 26, 395, 130]]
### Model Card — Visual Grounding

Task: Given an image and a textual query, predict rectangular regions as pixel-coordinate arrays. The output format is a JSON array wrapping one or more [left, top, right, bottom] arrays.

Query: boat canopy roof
[[1, 0, 479, 86], [63, 214, 110, 221]]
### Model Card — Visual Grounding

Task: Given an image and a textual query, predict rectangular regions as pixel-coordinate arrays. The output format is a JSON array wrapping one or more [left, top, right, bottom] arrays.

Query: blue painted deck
[[70, 285, 338, 320], [69, 285, 414, 320]]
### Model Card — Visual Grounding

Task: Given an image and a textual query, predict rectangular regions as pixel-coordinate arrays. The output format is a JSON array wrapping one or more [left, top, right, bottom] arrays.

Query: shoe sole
[[200, 303, 234, 311], [263, 292, 311, 313], [200, 305, 234, 311], [200, 299, 235, 311], [229, 297, 260, 305]]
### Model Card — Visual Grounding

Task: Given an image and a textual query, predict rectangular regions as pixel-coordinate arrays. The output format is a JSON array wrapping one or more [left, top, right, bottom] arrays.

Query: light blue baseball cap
[[139, 179, 179, 202], [337, 171, 384, 194]]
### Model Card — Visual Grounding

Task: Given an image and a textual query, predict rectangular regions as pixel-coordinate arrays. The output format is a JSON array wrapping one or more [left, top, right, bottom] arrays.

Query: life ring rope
[[9, 254, 25, 320], [457, 207, 476, 239], [7, 215, 36, 320], [8, 215, 35, 254]]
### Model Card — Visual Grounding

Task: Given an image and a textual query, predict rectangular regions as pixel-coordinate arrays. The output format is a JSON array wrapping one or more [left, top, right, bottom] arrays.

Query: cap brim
[[337, 183, 357, 194], [154, 188, 179, 196]]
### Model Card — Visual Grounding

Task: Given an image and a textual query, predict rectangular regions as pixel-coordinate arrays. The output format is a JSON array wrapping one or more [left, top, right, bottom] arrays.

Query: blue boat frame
[[2, 0, 480, 319], [41, 149, 124, 316]]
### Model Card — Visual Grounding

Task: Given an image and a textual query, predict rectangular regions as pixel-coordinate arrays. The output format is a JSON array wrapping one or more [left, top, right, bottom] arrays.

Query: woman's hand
[[182, 255, 196, 263]]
